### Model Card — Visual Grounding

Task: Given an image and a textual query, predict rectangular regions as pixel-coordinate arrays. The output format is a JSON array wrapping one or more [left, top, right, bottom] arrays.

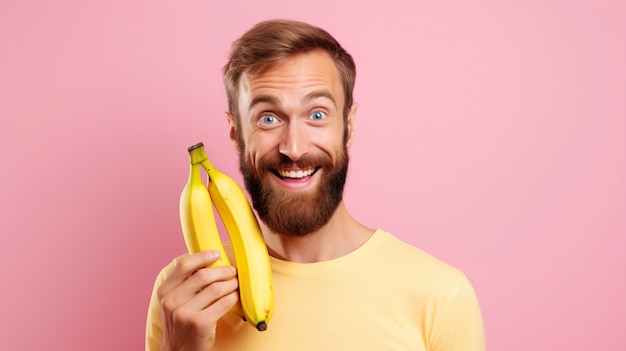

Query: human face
[[229, 50, 357, 236]]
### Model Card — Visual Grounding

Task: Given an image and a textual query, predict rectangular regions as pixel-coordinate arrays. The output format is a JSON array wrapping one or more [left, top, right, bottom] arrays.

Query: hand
[[157, 250, 239, 351]]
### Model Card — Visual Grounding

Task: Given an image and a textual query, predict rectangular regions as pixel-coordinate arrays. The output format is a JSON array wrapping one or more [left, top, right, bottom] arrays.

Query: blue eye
[[260, 115, 277, 124], [310, 111, 326, 120]]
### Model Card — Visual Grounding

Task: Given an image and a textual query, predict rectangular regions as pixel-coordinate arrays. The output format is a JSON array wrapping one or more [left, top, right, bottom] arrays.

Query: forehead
[[237, 50, 345, 109]]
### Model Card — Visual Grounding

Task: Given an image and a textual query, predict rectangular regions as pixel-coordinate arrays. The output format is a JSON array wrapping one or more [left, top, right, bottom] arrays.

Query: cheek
[[313, 131, 345, 159], [243, 145, 260, 169], [244, 134, 274, 167]]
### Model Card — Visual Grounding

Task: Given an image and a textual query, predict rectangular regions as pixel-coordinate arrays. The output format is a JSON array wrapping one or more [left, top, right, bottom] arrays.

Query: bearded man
[[146, 19, 485, 351]]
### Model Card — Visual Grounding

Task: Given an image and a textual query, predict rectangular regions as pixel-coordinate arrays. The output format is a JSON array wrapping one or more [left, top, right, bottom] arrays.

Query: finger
[[158, 251, 221, 298], [185, 266, 238, 297], [174, 290, 240, 331], [200, 289, 240, 323], [160, 265, 237, 315], [184, 276, 239, 313]]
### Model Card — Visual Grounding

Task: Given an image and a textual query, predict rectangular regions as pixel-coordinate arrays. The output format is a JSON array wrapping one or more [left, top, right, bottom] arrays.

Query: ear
[[226, 112, 240, 152], [345, 102, 358, 148]]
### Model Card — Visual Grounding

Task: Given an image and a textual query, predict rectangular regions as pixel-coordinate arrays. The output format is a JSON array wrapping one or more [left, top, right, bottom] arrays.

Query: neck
[[261, 201, 375, 263]]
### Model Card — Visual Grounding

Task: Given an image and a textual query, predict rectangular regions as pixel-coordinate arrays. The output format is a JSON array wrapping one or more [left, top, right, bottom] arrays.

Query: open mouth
[[275, 167, 317, 179]]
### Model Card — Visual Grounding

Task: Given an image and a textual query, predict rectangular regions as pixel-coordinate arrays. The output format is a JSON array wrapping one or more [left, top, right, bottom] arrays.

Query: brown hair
[[223, 19, 356, 126]]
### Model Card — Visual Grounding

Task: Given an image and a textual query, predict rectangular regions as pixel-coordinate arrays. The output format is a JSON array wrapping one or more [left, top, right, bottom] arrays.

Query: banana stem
[[188, 142, 208, 165]]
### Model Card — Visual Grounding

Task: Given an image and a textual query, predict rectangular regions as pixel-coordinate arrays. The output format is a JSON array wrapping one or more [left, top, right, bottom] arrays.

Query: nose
[[279, 121, 310, 161]]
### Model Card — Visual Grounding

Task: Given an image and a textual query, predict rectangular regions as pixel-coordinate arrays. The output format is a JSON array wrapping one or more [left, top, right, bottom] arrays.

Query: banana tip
[[187, 142, 204, 152], [256, 321, 267, 331]]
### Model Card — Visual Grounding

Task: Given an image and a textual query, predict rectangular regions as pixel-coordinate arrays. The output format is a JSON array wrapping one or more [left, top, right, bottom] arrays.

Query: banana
[[179, 144, 231, 267], [179, 143, 247, 321], [179, 142, 274, 332], [199, 145, 275, 332]]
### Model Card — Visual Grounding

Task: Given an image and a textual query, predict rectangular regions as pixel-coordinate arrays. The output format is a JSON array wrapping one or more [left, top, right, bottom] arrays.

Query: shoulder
[[375, 230, 463, 272], [363, 231, 483, 329], [372, 230, 471, 291]]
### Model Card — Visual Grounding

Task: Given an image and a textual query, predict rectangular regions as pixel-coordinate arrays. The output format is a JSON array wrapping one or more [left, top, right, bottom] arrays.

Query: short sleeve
[[145, 261, 176, 351], [430, 275, 486, 351]]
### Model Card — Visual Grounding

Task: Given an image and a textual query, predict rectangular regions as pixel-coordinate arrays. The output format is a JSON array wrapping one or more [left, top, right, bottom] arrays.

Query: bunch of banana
[[179, 142, 274, 331]]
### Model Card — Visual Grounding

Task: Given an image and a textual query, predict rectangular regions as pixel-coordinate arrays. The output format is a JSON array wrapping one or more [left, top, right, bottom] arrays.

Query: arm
[[145, 251, 239, 351]]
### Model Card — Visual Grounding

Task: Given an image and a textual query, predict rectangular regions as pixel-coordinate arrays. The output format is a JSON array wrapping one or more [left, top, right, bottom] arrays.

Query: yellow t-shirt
[[146, 230, 485, 351]]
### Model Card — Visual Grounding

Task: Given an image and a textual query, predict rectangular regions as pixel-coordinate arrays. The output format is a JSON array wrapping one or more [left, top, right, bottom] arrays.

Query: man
[[146, 19, 485, 351]]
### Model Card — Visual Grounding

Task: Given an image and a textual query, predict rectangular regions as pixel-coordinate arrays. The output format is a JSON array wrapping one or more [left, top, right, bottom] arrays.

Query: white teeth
[[279, 168, 314, 178]]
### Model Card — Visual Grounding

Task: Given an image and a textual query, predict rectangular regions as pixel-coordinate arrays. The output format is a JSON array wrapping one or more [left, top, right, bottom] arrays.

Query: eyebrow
[[249, 94, 278, 111], [248, 89, 337, 111], [303, 89, 336, 107]]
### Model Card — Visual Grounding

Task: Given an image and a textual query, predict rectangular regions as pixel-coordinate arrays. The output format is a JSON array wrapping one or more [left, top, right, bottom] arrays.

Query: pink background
[[1, 1, 625, 350]]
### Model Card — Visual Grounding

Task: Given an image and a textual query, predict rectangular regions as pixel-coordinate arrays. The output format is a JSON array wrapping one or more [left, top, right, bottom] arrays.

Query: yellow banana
[[179, 144, 230, 266], [197, 144, 274, 332], [179, 143, 246, 321], [180, 142, 274, 332]]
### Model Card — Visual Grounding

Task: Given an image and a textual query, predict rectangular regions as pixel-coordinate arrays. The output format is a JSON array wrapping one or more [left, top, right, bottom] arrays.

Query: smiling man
[[146, 19, 485, 351], [233, 49, 368, 259]]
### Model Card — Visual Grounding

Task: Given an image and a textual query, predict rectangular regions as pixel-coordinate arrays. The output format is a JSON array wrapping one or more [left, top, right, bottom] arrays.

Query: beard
[[239, 147, 349, 237]]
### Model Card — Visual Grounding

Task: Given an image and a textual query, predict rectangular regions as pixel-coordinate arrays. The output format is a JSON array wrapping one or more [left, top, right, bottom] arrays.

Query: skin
[[229, 50, 374, 263], [157, 251, 239, 351], [157, 50, 374, 351]]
